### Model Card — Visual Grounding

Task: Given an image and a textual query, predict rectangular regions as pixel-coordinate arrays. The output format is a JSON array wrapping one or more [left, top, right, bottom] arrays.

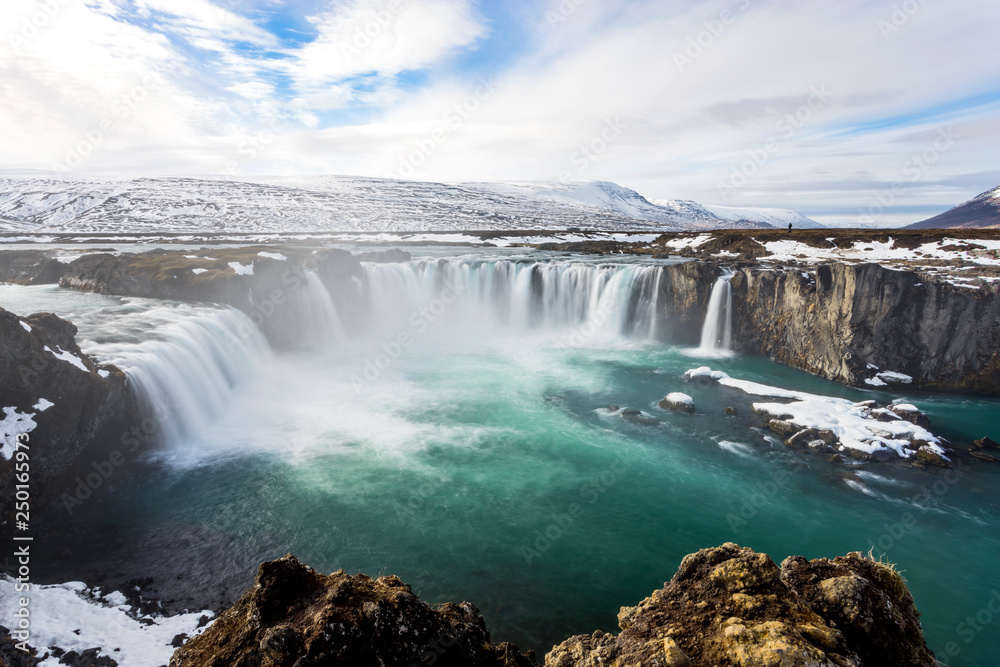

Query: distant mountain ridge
[[0, 176, 823, 233], [906, 186, 1000, 229]]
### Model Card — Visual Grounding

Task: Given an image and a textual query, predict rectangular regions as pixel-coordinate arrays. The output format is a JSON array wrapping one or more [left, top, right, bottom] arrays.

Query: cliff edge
[[170, 545, 934, 667], [169, 554, 536, 667]]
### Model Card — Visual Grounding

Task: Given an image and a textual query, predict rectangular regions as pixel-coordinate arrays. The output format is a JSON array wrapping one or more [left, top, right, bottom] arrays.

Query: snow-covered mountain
[[906, 185, 1000, 229], [701, 204, 824, 229], [0, 176, 822, 234], [647, 199, 823, 229]]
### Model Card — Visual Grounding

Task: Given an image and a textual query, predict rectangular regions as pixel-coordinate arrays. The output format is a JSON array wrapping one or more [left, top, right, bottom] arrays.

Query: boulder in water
[[973, 436, 999, 450], [659, 392, 695, 413]]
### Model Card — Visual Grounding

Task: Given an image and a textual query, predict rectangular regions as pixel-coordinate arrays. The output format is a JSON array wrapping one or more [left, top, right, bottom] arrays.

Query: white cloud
[[133, 0, 278, 49], [1, 0, 999, 225], [288, 0, 486, 91]]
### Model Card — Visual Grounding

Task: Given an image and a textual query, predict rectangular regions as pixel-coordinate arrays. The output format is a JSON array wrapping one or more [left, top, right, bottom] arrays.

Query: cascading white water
[[298, 272, 347, 347], [359, 259, 667, 341], [97, 306, 271, 447], [698, 271, 734, 353]]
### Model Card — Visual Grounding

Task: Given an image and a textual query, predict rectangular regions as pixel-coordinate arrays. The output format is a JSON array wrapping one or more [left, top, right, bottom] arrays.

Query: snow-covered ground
[[759, 237, 1000, 266], [752, 236, 1000, 283], [684, 366, 946, 460], [0, 577, 212, 667], [0, 176, 822, 234]]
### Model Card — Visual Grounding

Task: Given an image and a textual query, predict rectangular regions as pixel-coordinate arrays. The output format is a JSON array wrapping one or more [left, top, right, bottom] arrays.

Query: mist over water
[[4, 251, 999, 664]]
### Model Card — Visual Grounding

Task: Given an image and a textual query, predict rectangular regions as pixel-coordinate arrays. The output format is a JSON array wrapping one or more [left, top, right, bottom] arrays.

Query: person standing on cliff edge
[[788, 222, 792, 233]]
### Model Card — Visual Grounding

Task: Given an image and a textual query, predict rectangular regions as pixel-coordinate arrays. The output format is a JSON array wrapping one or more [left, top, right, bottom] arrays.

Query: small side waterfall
[[698, 271, 734, 353], [102, 306, 271, 448], [298, 272, 347, 347]]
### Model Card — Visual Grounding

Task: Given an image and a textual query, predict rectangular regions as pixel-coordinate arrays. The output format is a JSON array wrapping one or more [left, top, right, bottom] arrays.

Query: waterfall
[[298, 272, 346, 347], [99, 306, 271, 448], [359, 259, 667, 341], [698, 271, 734, 353]]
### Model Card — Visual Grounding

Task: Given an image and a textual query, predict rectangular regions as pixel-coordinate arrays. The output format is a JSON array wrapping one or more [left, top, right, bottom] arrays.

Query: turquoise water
[[5, 266, 1000, 666]]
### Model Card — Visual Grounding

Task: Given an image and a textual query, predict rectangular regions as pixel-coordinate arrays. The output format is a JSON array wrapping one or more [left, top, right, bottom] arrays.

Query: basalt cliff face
[[169, 545, 934, 667], [0, 308, 134, 513], [728, 262, 1000, 394], [648, 260, 721, 345]]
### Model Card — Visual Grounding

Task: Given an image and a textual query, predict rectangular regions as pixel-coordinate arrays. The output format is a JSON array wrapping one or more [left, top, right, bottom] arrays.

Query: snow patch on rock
[[43, 345, 89, 372], [228, 261, 254, 276], [1, 406, 37, 460], [0, 576, 213, 667]]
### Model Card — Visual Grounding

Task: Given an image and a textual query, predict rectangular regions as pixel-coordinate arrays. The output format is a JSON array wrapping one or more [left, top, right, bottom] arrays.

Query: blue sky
[[2, 0, 999, 225]]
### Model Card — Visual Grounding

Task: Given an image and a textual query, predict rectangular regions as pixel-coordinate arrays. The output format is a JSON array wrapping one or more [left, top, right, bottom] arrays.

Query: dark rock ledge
[[0, 307, 134, 514], [168, 544, 934, 667]]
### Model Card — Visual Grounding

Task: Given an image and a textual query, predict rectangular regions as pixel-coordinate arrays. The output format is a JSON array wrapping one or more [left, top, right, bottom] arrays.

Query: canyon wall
[[727, 262, 1000, 394]]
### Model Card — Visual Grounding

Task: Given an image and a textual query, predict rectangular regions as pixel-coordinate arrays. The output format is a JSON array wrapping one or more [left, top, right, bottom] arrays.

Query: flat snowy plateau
[[0, 176, 824, 234]]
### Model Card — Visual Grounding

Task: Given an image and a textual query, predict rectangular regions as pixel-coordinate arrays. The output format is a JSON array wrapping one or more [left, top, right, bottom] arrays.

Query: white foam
[[718, 440, 753, 457]]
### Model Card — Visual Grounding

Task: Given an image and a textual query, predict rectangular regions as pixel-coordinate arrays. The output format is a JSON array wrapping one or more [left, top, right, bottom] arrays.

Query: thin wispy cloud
[[1, 0, 998, 225]]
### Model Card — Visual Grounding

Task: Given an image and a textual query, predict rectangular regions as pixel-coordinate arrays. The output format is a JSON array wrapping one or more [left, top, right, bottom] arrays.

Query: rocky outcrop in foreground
[[171, 545, 933, 667], [170, 555, 536, 667], [0, 307, 134, 512], [547, 543, 934, 667]]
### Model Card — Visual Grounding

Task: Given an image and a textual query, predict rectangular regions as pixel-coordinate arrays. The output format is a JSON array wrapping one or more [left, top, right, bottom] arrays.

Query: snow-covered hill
[[701, 204, 824, 229], [0, 176, 822, 234], [647, 198, 823, 229], [906, 185, 1000, 229]]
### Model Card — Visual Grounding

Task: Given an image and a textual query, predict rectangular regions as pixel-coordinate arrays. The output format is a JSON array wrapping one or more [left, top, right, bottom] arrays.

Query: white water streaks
[[92, 305, 271, 450], [698, 270, 734, 354], [359, 259, 668, 342]]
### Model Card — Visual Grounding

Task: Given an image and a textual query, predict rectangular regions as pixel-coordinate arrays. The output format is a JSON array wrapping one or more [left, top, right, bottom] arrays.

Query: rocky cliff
[[537, 229, 1000, 395], [56, 246, 365, 348], [547, 543, 934, 667], [0, 307, 135, 513], [168, 546, 933, 667], [729, 262, 1000, 394], [170, 554, 537, 667], [651, 260, 721, 345], [0, 249, 65, 285]]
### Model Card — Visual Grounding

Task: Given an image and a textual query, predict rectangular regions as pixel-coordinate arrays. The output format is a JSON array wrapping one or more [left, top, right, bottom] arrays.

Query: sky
[[1, 0, 999, 226]]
